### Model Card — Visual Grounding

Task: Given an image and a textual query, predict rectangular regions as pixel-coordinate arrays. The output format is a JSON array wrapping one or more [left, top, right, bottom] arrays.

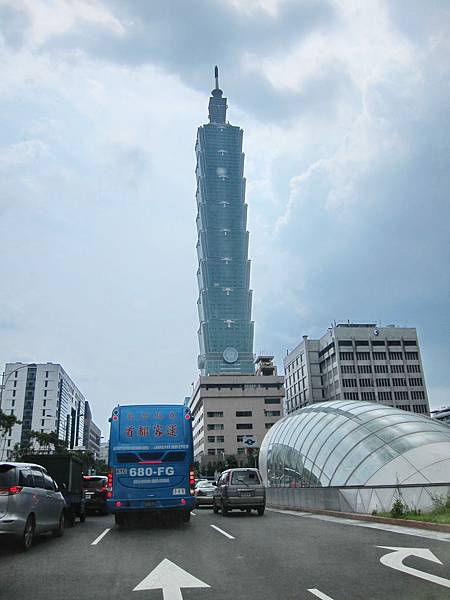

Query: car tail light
[[189, 466, 195, 495], [0, 486, 23, 495]]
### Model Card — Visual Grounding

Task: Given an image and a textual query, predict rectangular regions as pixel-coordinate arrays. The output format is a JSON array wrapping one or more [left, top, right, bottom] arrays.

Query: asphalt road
[[1, 508, 449, 600]]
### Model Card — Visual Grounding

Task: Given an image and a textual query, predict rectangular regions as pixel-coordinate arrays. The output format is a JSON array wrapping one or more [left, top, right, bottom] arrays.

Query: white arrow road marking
[[377, 546, 450, 589], [308, 588, 335, 599], [91, 528, 111, 545], [210, 524, 235, 539], [133, 558, 210, 600], [191, 511, 196, 516]]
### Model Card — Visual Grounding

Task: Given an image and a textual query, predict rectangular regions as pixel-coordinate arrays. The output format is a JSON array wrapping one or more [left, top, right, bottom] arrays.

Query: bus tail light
[[107, 470, 113, 498], [189, 466, 195, 495]]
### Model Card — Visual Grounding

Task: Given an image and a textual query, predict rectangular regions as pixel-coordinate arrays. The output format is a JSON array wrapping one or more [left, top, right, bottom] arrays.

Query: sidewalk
[[268, 503, 450, 533]]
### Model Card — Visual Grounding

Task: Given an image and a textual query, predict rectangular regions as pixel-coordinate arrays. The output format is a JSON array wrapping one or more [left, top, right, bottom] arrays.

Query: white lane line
[[210, 524, 235, 540], [91, 528, 111, 546], [267, 508, 450, 543], [308, 589, 335, 600]]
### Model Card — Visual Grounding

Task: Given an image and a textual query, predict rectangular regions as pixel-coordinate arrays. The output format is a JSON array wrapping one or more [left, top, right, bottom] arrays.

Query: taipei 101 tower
[[195, 67, 255, 375]]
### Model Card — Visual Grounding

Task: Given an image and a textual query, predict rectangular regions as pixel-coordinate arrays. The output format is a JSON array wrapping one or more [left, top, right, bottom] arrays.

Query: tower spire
[[215, 65, 219, 90], [208, 65, 227, 123]]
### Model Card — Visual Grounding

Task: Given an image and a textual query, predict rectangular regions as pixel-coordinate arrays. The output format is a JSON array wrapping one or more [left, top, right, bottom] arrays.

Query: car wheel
[[79, 511, 86, 523], [257, 506, 265, 516], [19, 516, 35, 551], [246, 508, 251, 514], [52, 512, 65, 537], [213, 501, 219, 514], [222, 504, 229, 516], [65, 509, 75, 528]]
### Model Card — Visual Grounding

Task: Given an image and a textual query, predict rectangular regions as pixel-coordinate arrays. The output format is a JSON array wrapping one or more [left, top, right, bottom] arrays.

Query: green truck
[[23, 453, 87, 526]]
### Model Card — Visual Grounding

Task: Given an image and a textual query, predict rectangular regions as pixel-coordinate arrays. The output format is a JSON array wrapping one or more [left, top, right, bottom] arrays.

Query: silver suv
[[213, 468, 266, 516], [0, 461, 66, 551]]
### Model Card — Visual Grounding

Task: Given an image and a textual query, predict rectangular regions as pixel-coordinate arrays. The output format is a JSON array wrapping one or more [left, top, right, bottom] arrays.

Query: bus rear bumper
[[107, 497, 195, 513]]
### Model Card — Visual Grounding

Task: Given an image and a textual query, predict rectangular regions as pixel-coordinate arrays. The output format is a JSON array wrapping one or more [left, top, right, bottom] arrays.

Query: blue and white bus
[[107, 404, 195, 525]]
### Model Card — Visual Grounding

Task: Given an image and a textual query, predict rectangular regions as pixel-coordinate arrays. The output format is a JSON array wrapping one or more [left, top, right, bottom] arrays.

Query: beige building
[[284, 323, 430, 416], [188, 356, 284, 468]]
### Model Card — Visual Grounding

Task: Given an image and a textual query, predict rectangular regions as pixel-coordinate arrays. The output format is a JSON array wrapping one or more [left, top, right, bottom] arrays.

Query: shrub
[[391, 497, 409, 518]]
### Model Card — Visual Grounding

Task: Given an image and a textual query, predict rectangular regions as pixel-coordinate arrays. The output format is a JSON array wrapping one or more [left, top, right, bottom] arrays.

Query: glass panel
[[346, 443, 399, 485]]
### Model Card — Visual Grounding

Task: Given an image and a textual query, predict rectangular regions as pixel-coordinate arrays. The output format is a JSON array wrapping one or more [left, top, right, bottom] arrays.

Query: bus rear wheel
[[182, 510, 191, 523]]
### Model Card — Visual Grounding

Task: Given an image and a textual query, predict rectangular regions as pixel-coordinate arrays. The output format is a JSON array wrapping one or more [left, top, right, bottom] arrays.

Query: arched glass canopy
[[259, 401, 450, 487]]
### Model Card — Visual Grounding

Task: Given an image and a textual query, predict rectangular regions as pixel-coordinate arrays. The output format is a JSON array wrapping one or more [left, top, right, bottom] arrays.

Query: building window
[[207, 436, 215, 443], [356, 352, 371, 360], [373, 352, 386, 360], [359, 378, 373, 387], [356, 341, 369, 346], [358, 365, 372, 374], [392, 378, 407, 387], [342, 379, 357, 388], [237, 435, 244, 442], [387, 340, 401, 346], [236, 424, 253, 430], [389, 352, 403, 360], [374, 365, 389, 373], [371, 340, 385, 347], [264, 398, 280, 404], [207, 424, 224, 431], [413, 404, 427, 414], [237, 448, 246, 454], [394, 391, 409, 400], [403, 340, 417, 346], [236, 411, 252, 417], [397, 404, 411, 411], [409, 378, 423, 386], [45, 371, 49, 377], [341, 365, 355, 374], [265, 423, 273, 429], [405, 352, 419, 360], [379, 391, 393, 401], [339, 352, 354, 361], [391, 364, 405, 373], [12, 390, 16, 397], [343, 392, 359, 400], [41, 419, 45, 427], [44, 390, 47, 397], [338, 340, 353, 346], [407, 364, 421, 373], [264, 410, 280, 417], [376, 378, 390, 387], [361, 391, 375, 401], [411, 391, 425, 400], [45, 381, 48, 387], [207, 449, 216, 456], [206, 411, 223, 418], [216, 436, 224, 443]]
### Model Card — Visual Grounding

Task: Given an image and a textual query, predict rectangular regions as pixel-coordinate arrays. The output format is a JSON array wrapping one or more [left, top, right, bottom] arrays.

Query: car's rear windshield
[[231, 471, 261, 485], [0, 465, 16, 486], [83, 477, 107, 490]]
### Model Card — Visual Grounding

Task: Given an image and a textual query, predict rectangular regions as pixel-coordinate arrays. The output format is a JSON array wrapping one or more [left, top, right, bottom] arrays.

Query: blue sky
[[0, 0, 449, 436]]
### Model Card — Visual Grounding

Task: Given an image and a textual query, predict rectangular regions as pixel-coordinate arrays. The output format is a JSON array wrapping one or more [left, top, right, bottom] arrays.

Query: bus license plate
[[144, 500, 156, 507], [172, 488, 186, 495]]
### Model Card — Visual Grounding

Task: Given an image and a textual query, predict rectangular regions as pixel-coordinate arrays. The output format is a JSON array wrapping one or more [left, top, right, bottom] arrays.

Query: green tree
[[0, 408, 22, 459]]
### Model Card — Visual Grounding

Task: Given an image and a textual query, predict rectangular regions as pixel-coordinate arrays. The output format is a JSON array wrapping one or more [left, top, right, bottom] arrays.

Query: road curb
[[268, 504, 450, 533]]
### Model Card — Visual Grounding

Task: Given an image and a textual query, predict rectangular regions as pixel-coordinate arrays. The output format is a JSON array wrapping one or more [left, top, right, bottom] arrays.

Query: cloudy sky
[[1, 0, 449, 435]]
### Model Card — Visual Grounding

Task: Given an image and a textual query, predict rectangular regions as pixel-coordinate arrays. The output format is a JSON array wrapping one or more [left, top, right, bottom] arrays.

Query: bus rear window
[[116, 453, 139, 463], [163, 452, 186, 462], [139, 452, 164, 461]]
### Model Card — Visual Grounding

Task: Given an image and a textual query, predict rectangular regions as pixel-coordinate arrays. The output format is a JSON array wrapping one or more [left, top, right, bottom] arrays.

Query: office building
[[83, 401, 102, 457], [0, 362, 86, 458], [189, 356, 284, 468], [431, 406, 450, 425], [284, 324, 430, 415], [195, 66, 254, 375]]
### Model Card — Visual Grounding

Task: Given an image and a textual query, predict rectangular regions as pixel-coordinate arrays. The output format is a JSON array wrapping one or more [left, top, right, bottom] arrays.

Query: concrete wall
[[266, 483, 450, 514]]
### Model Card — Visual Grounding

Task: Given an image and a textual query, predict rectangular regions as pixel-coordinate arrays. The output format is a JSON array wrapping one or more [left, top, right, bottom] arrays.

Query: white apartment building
[[284, 324, 430, 416], [188, 356, 284, 468], [0, 362, 86, 458]]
